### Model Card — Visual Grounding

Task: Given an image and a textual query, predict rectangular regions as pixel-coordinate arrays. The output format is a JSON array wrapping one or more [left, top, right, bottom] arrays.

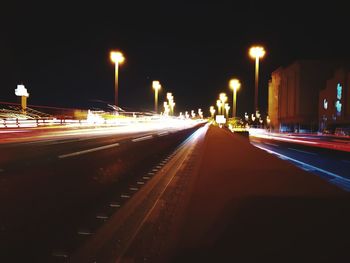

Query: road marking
[[156, 165, 162, 169], [129, 187, 138, 191], [142, 176, 150, 180], [78, 229, 93, 235], [287, 147, 317, 155], [265, 142, 279, 147], [121, 194, 130, 198], [158, 131, 169, 136], [147, 172, 155, 175], [132, 135, 153, 142], [52, 250, 69, 258], [58, 142, 120, 159], [255, 144, 349, 182], [96, 214, 108, 219], [137, 181, 145, 185], [109, 202, 121, 208]]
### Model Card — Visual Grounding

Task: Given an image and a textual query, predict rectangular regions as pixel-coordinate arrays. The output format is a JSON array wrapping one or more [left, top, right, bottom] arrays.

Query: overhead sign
[[216, 115, 226, 124], [15, 84, 29, 97]]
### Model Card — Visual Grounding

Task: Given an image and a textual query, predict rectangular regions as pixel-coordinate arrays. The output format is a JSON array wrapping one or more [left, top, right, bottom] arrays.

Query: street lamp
[[229, 78, 241, 118], [110, 51, 125, 109], [152, 80, 161, 113], [249, 46, 265, 111], [224, 103, 230, 119], [167, 92, 175, 115], [219, 93, 227, 116], [216, 100, 222, 115], [210, 106, 216, 118]]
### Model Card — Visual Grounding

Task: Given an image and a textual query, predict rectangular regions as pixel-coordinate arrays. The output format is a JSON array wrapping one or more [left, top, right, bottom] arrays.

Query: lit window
[[323, 99, 328, 110]]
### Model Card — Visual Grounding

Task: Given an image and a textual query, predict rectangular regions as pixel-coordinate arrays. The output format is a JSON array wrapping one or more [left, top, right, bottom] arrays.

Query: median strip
[[58, 142, 120, 159], [131, 135, 153, 142]]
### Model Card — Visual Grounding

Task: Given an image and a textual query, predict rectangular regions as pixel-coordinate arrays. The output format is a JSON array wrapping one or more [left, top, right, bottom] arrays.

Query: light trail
[[249, 128, 350, 152], [0, 119, 206, 145]]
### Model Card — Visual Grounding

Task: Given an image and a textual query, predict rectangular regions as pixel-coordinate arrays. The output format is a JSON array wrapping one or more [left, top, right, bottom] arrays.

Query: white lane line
[[58, 142, 120, 159], [131, 135, 153, 142], [342, 160, 350, 164], [158, 131, 169, 136], [109, 202, 121, 208], [255, 144, 349, 181], [121, 194, 130, 199], [265, 142, 279, 147], [78, 229, 93, 235], [129, 187, 139, 191], [287, 147, 317, 155], [96, 214, 108, 219], [137, 181, 145, 185]]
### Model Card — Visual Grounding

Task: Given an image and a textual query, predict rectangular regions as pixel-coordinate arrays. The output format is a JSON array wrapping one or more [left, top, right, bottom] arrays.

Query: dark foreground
[[110, 126, 350, 263]]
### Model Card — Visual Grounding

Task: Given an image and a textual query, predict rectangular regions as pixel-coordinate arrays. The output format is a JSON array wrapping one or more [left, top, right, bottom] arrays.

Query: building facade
[[268, 60, 338, 132], [319, 68, 350, 132]]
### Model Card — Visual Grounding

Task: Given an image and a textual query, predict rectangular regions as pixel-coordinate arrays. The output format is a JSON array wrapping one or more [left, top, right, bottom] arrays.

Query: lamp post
[[110, 51, 125, 109], [219, 93, 227, 117], [210, 106, 215, 119], [224, 103, 230, 119], [167, 92, 175, 116], [249, 46, 265, 112], [152, 80, 161, 113], [216, 100, 222, 115], [229, 78, 241, 118]]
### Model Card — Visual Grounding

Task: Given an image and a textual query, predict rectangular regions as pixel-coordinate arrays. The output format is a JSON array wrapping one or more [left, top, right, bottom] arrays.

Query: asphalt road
[[0, 124, 203, 262], [249, 135, 350, 191]]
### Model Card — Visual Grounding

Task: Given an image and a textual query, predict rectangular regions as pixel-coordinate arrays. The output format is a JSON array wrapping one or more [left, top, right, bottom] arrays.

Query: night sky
[[1, 1, 350, 116]]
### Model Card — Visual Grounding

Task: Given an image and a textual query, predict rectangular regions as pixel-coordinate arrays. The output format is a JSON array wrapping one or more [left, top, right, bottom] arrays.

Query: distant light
[[152, 80, 161, 90], [337, 83, 342, 100], [229, 79, 241, 91], [219, 93, 227, 103], [110, 51, 125, 64], [15, 84, 29, 97], [323, 99, 328, 110], [249, 46, 265, 59]]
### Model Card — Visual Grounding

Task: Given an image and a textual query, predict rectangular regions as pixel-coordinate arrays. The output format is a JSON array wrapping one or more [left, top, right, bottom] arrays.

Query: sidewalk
[[170, 125, 350, 263]]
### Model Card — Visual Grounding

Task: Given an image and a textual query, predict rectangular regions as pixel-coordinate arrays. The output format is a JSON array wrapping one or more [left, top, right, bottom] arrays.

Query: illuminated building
[[319, 67, 350, 132], [268, 60, 338, 132]]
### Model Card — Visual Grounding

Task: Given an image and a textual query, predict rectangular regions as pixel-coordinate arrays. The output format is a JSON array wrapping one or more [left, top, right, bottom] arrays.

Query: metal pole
[[233, 90, 237, 118], [154, 89, 158, 113], [114, 62, 119, 109], [254, 57, 259, 111]]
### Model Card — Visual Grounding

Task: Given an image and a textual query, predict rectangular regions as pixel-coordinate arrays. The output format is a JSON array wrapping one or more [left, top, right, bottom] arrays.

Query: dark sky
[[1, 1, 350, 116]]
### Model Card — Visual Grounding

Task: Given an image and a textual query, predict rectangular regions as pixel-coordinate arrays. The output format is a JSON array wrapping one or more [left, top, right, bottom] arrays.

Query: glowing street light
[[210, 106, 216, 118], [110, 51, 125, 109], [163, 101, 170, 116], [15, 84, 29, 114], [229, 78, 241, 118], [216, 100, 222, 115], [224, 103, 230, 119], [249, 46, 265, 111], [166, 92, 175, 115], [152, 80, 161, 113], [219, 93, 227, 116]]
